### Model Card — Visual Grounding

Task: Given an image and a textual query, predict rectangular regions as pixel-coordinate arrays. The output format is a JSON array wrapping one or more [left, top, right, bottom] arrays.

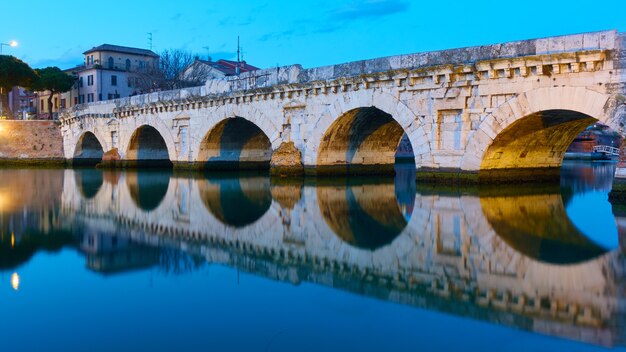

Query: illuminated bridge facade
[[60, 30, 626, 182]]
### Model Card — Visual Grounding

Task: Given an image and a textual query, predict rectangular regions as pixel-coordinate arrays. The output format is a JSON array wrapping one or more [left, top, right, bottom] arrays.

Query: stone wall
[[0, 120, 65, 165]]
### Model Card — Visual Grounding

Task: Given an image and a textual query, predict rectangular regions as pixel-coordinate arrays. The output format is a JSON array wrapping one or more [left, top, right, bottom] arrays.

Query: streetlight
[[0, 40, 18, 55]]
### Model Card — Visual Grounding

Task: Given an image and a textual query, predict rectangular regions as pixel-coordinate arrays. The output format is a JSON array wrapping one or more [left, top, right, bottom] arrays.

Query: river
[[0, 161, 625, 351]]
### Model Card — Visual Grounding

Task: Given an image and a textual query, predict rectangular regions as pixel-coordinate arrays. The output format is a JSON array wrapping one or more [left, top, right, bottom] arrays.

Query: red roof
[[197, 59, 259, 76]]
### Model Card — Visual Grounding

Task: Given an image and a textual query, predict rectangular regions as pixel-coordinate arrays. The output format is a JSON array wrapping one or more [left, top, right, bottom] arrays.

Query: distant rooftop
[[63, 64, 85, 73], [84, 44, 159, 58], [196, 59, 259, 76]]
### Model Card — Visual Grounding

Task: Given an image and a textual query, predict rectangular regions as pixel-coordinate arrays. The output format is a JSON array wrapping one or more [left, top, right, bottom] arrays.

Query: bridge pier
[[609, 139, 626, 200], [270, 142, 304, 176], [415, 167, 563, 184]]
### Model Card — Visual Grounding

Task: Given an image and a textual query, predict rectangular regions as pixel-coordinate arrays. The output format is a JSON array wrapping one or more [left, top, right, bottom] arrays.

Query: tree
[[0, 55, 38, 117], [136, 49, 208, 92], [31, 67, 75, 118]]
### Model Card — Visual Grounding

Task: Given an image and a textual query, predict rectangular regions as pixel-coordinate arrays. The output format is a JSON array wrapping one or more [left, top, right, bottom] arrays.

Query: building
[[7, 87, 36, 119], [182, 58, 259, 82], [566, 123, 622, 153], [76, 44, 159, 104], [34, 66, 81, 119]]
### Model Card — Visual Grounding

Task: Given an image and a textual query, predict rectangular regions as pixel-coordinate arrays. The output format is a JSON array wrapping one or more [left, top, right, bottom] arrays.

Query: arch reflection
[[317, 176, 415, 250], [198, 173, 271, 227], [479, 185, 610, 264], [74, 169, 104, 199], [126, 171, 172, 211]]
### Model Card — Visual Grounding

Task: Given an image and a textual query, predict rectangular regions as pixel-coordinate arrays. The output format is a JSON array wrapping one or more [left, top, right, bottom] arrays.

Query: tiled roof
[[84, 44, 159, 58], [196, 59, 259, 76]]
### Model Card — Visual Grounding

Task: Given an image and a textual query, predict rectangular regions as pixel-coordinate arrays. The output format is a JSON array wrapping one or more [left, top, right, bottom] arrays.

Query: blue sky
[[2, 0, 626, 70]]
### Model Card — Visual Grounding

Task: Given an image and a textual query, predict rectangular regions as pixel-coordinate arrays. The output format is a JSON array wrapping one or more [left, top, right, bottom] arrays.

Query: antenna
[[237, 36, 240, 63], [202, 46, 211, 61], [147, 32, 153, 50], [236, 36, 241, 75]]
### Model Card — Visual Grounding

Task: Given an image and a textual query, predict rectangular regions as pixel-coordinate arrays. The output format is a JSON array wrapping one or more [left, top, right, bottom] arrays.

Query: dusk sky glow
[[2, 0, 626, 70]]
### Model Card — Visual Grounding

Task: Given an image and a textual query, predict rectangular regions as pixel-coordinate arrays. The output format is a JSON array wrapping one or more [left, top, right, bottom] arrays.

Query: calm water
[[1, 162, 626, 351]]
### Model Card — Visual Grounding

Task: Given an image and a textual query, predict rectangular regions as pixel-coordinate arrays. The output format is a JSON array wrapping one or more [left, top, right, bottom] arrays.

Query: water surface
[[1, 162, 625, 351]]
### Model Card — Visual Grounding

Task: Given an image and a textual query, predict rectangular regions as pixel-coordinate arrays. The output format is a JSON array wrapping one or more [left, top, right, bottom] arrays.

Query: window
[[40, 99, 44, 110], [125, 59, 131, 71], [60, 99, 66, 109], [87, 93, 94, 103], [87, 75, 94, 86], [107, 93, 120, 100], [54, 97, 58, 109], [79, 95, 85, 104], [111, 75, 117, 86], [98, 93, 102, 101], [108, 57, 114, 69], [74, 97, 78, 105], [79, 77, 83, 88]]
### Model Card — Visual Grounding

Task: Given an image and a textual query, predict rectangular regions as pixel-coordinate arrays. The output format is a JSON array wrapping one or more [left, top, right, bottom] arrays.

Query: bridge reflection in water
[[1, 164, 625, 348]]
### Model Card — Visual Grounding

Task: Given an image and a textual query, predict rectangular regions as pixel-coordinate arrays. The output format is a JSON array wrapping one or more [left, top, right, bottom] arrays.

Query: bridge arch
[[125, 125, 173, 167], [316, 179, 414, 250], [305, 89, 432, 172], [72, 131, 105, 166], [197, 117, 272, 170], [74, 169, 104, 199], [125, 171, 172, 212], [461, 87, 614, 179], [197, 175, 272, 228], [194, 104, 281, 150]]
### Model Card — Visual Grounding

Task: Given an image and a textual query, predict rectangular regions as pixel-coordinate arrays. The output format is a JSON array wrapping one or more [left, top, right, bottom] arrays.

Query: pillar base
[[307, 164, 396, 177], [270, 141, 304, 177], [610, 176, 626, 201], [271, 165, 304, 177], [416, 167, 561, 184], [117, 160, 174, 169]]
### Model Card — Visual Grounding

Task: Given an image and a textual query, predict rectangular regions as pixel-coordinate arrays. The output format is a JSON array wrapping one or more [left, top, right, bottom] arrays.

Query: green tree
[[31, 67, 75, 118], [0, 55, 38, 117]]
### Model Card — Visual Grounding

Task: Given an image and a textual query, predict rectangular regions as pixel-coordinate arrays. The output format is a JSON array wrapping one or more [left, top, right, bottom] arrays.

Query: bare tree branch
[[135, 49, 208, 92]]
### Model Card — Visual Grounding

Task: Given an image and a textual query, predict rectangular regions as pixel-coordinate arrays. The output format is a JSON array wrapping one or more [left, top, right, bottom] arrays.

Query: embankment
[[0, 120, 65, 166]]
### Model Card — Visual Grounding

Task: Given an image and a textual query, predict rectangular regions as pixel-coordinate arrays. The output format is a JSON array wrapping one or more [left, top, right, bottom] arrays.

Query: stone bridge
[[55, 169, 626, 347], [60, 30, 626, 182]]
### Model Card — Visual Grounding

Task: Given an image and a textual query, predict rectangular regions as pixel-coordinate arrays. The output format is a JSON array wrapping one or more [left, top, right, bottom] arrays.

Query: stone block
[[548, 37, 566, 53], [536, 38, 549, 54], [564, 34, 584, 51], [599, 31, 617, 50], [583, 33, 600, 50]]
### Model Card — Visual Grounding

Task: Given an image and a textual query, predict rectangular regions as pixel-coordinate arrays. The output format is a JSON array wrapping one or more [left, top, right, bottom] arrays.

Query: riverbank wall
[[0, 120, 66, 166]]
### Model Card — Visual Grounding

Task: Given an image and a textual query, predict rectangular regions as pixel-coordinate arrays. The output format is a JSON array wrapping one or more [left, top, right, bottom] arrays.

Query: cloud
[[330, 0, 410, 21], [258, 0, 409, 42], [31, 56, 83, 70], [218, 15, 255, 27], [30, 46, 84, 69], [259, 29, 297, 42]]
